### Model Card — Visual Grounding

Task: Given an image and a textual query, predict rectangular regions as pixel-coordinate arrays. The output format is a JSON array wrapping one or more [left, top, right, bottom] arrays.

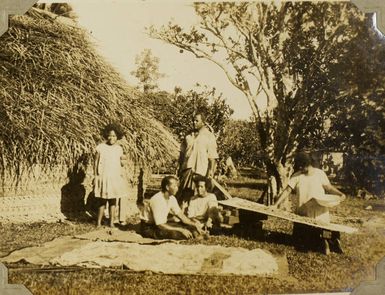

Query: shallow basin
[[313, 194, 341, 207]]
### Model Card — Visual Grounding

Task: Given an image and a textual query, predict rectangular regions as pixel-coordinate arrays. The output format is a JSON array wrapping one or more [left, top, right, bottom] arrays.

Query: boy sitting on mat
[[187, 175, 223, 232]]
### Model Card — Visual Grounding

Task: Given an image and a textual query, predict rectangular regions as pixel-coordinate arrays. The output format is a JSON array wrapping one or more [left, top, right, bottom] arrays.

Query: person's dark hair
[[193, 174, 210, 188], [293, 152, 312, 172], [194, 112, 206, 123], [309, 152, 322, 168], [102, 123, 124, 140], [161, 175, 179, 192]]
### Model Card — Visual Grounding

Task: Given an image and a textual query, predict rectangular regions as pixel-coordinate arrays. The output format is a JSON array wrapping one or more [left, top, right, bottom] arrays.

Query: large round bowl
[[313, 194, 342, 207]]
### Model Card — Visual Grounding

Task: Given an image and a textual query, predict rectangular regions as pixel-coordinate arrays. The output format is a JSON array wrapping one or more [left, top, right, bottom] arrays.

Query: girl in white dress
[[94, 124, 127, 228]]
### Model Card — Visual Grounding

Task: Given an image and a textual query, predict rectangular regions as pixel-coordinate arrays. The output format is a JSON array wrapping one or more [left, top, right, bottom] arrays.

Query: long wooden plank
[[219, 197, 358, 234], [211, 178, 233, 200]]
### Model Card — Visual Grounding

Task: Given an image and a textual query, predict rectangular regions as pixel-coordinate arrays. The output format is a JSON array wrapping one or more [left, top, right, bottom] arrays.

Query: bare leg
[[208, 207, 223, 227], [97, 205, 105, 228], [322, 238, 331, 255], [109, 204, 116, 228]]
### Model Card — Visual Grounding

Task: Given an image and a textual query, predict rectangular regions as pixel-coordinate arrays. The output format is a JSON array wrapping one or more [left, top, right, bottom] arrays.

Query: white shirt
[[140, 191, 181, 225], [288, 168, 331, 222], [187, 193, 218, 220], [181, 127, 219, 176], [288, 168, 331, 207]]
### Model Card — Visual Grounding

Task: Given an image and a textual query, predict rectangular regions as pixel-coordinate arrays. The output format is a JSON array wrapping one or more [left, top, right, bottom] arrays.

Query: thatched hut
[[0, 8, 179, 222]]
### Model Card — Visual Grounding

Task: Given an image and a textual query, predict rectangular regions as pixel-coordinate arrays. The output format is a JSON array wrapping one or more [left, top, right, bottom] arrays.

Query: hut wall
[[0, 161, 151, 223], [0, 164, 67, 198]]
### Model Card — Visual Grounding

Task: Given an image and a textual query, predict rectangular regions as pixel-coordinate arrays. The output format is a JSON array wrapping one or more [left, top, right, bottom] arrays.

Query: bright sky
[[38, 0, 254, 119]]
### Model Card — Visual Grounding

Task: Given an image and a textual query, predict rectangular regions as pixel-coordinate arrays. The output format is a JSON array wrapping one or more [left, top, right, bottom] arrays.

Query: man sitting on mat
[[139, 175, 205, 240], [187, 175, 223, 232]]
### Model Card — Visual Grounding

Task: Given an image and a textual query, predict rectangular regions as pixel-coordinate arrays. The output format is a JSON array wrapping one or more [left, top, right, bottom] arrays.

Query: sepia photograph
[[0, 0, 384, 294]]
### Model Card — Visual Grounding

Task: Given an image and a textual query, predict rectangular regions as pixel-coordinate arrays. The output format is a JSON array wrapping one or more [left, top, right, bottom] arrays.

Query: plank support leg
[[236, 209, 266, 239], [321, 229, 343, 254]]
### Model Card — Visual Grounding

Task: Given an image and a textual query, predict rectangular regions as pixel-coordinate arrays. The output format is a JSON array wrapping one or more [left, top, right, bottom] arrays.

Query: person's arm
[[177, 211, 201, 227], [120, 154, 127, 167], [186, 202, 194, 219], [320, 170, 346, 201], [176, 211, 205, 234], [273, 186, 293, 208], [323, 184, 346, 201], [172, 197, 205, 234], [156, 223, 194, 239], [207, 194, 219, 208], [94, 151, 100, 176], [119, 146, 126, 167], [207, 158, 217, 178]]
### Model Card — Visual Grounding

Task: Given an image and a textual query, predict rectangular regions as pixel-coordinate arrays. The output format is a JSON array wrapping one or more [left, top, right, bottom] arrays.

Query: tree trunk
[[265, 159, 293, 206], [225, 156, 238, 179]]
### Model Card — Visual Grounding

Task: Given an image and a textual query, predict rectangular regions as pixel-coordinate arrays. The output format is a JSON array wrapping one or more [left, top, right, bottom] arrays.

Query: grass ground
[[1, 176, 385, 295]]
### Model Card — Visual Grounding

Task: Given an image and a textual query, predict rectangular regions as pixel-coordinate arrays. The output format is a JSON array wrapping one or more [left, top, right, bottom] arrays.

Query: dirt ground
[[1, 177, 385, 295]]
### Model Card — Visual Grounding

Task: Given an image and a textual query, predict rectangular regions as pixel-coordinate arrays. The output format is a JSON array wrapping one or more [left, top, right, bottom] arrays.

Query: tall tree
[[149, 2, 366, 195], [144, 85, 233, 142], [324, 15, 385, 196], [220, 119, 263, 168], [131, 49, 165, 93]]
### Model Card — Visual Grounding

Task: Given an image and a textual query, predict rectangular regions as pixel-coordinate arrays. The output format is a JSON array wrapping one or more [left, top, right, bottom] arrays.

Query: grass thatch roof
[[0, 8, 179, 181]]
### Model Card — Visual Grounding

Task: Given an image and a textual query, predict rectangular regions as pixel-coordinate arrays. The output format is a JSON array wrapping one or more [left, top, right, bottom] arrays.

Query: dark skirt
[[177, 168, 197, 203]]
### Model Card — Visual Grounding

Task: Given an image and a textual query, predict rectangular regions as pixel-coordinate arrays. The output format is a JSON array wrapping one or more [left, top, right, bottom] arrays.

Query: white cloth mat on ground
[[1, 234, 286, 275]]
